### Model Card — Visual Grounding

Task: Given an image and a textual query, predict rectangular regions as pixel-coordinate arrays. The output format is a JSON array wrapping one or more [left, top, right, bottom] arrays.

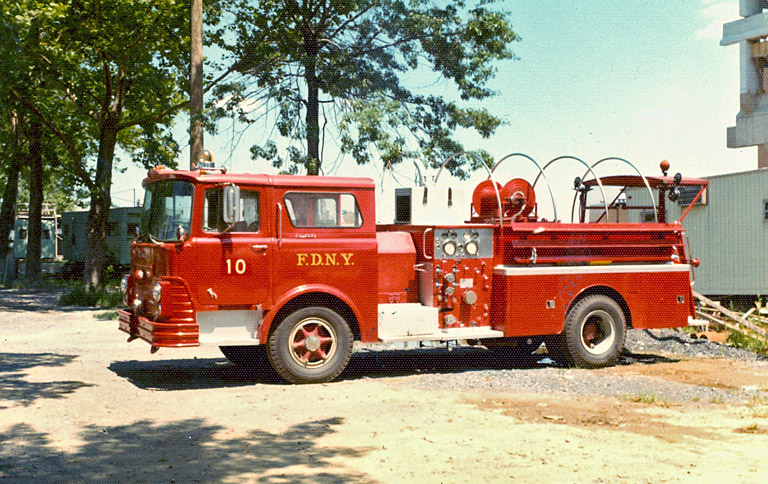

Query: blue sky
[[111, 0, 752, 213]]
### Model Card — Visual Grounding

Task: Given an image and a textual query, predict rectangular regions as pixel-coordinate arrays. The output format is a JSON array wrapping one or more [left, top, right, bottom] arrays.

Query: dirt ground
[[1, 290, 768, 483]]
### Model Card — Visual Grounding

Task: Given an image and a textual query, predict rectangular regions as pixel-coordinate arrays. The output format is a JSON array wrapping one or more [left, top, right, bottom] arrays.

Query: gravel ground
[[350, 328, 768, 404], [624, 327, 766, 362]]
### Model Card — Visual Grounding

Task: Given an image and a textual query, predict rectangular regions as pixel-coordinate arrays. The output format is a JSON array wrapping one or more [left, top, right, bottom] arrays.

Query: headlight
[[152, 282, 162, 302], [443, 241, 457, 256], [120, 275, 129, 293], [465, 240, 478, 256]]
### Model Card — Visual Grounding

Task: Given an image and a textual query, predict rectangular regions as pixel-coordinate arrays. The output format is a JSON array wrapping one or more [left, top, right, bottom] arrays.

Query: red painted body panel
[[490, 265, 693, 336], [376, 232, 417, 303]]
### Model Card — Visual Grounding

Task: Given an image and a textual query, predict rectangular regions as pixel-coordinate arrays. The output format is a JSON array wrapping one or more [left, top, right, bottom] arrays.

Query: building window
[[764, 199, 768, 221]]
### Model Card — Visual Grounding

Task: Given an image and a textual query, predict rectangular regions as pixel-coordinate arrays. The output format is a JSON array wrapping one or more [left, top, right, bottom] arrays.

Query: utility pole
[[190, 0, 204, 170]]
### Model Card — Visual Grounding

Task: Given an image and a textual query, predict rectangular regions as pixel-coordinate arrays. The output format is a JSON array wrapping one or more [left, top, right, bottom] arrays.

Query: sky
[[111, 0, 754, 218]]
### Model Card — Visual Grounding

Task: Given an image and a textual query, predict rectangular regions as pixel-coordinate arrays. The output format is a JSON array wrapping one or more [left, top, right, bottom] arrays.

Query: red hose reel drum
[[472, 180, 503, 218], [500, 178, 536, 219]]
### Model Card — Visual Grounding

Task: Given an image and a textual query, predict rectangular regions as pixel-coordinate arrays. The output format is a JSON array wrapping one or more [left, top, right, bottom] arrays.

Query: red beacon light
[[660, 159, 670, 176]]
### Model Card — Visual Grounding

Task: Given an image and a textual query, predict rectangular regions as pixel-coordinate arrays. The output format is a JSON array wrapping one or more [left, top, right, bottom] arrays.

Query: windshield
[[140, 180, 194, 242]]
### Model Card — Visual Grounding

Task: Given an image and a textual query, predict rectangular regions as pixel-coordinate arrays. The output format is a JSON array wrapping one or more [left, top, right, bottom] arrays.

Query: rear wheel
[[267, 306, 353, 384], [552, 295, 626, 368]]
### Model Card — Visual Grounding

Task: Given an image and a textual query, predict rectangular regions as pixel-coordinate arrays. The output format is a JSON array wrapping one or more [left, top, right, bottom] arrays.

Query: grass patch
[[624, 392, 672, 407], [59, 285, 123, 308], [94, 310, 119, 321], [726, 331, 768, 356]]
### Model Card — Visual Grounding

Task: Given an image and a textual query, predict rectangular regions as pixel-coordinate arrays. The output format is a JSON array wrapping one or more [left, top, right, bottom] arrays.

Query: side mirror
[[222, 185, 241, 224]]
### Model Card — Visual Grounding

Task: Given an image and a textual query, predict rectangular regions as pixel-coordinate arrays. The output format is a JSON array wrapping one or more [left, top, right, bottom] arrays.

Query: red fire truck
[[119, 155, 708, 383]]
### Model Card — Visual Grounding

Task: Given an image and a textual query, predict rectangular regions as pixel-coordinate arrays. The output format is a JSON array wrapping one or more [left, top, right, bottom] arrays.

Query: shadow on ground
[[0, 417, 373, 483], [0, 353, 94, 408], [110, 345, 679, 390]]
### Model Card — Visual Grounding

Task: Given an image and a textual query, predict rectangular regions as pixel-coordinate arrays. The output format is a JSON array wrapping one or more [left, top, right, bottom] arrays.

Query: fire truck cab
[[119, 157, 707, 384]]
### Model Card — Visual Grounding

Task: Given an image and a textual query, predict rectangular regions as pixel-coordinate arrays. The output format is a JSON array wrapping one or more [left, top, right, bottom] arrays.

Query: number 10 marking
[[226, 259, 246, 274]]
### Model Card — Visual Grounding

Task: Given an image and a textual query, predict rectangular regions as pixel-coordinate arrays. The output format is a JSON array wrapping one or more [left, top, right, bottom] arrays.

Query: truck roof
[[144, 168, 375, 190]]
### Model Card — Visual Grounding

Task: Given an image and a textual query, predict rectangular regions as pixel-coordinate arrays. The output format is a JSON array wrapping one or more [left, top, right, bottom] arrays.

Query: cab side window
[[204, 188, 260, 233], [284, 192, 362, 228]]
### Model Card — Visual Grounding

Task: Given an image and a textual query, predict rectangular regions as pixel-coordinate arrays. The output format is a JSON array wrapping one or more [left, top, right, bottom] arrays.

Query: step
[[379, 325, 504, 343]]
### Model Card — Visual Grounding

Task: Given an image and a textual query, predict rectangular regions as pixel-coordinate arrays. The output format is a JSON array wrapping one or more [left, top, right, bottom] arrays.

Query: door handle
[[251, 244, 268, 253]]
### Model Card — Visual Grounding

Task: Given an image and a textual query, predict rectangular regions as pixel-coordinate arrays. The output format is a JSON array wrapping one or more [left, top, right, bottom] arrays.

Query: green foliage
[[214, 0, 518, 178], [58, 284, 123, 308], [2, 0, 230, 286], [727, 331, 768, 356]]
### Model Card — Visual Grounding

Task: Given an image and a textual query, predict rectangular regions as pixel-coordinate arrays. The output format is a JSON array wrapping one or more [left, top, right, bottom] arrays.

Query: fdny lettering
[[297, 253, 354, 266]]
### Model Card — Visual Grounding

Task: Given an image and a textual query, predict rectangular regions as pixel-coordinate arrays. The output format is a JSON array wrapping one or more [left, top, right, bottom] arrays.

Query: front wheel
[[267, 306, 353, 384], [554, 295, 627, 368]]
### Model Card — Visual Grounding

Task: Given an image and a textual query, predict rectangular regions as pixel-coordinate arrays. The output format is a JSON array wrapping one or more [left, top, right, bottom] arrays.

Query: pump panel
[[433, 227, 493, 259]]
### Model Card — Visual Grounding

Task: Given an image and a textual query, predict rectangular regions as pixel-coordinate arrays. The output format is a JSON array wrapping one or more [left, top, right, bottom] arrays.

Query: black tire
[[267, 306, 353, 384], [220, 345, 268, 367], [483, 337, 544, 365], [556, 294, 627, 368]]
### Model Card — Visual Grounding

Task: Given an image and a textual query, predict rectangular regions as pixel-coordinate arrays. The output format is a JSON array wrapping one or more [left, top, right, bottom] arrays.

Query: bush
[[58, 285, 123, 308], [727, 331, 768, 356]]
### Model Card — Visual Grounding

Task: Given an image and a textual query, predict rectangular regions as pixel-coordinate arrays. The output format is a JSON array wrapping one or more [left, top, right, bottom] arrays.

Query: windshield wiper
[[135, 232, 164, 245]]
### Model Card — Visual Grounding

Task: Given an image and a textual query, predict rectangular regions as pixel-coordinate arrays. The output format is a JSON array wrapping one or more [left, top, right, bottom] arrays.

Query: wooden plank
[[694, 291, 768, 338], [696, 311, 765, 341]]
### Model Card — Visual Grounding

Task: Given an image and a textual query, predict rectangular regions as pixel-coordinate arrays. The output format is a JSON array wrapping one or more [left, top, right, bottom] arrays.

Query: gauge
[[472, 231, 479, 239], [451, 232, 457, 239], [443, 241, 457, 256], [465, 240, 479, 256]]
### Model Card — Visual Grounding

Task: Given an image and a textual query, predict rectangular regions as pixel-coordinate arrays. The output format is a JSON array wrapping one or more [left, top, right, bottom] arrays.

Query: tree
[[0, 7, 85, 284], [1, 0, 230, 287], [215, 0, 517, 177]]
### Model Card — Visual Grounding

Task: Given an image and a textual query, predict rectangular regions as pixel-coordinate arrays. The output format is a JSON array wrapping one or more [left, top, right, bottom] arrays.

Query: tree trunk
[[0, 112, 23, 264], [304, 30, 320, 175], [83, 117, 118, 287], [24, 120, 44, 284], [0, 157, 21, 261], [189, 0, 204, 169]]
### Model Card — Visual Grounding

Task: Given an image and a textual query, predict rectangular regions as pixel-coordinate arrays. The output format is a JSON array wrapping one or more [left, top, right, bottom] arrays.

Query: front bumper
[[119, 309, 199, 348]]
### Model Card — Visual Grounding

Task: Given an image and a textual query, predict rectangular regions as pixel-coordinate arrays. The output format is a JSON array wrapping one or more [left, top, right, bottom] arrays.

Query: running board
[[379, 326, 504, 343]]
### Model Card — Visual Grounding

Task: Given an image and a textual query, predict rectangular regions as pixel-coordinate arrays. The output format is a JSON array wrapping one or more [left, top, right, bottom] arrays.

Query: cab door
[[190, 185, 272, 307]]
